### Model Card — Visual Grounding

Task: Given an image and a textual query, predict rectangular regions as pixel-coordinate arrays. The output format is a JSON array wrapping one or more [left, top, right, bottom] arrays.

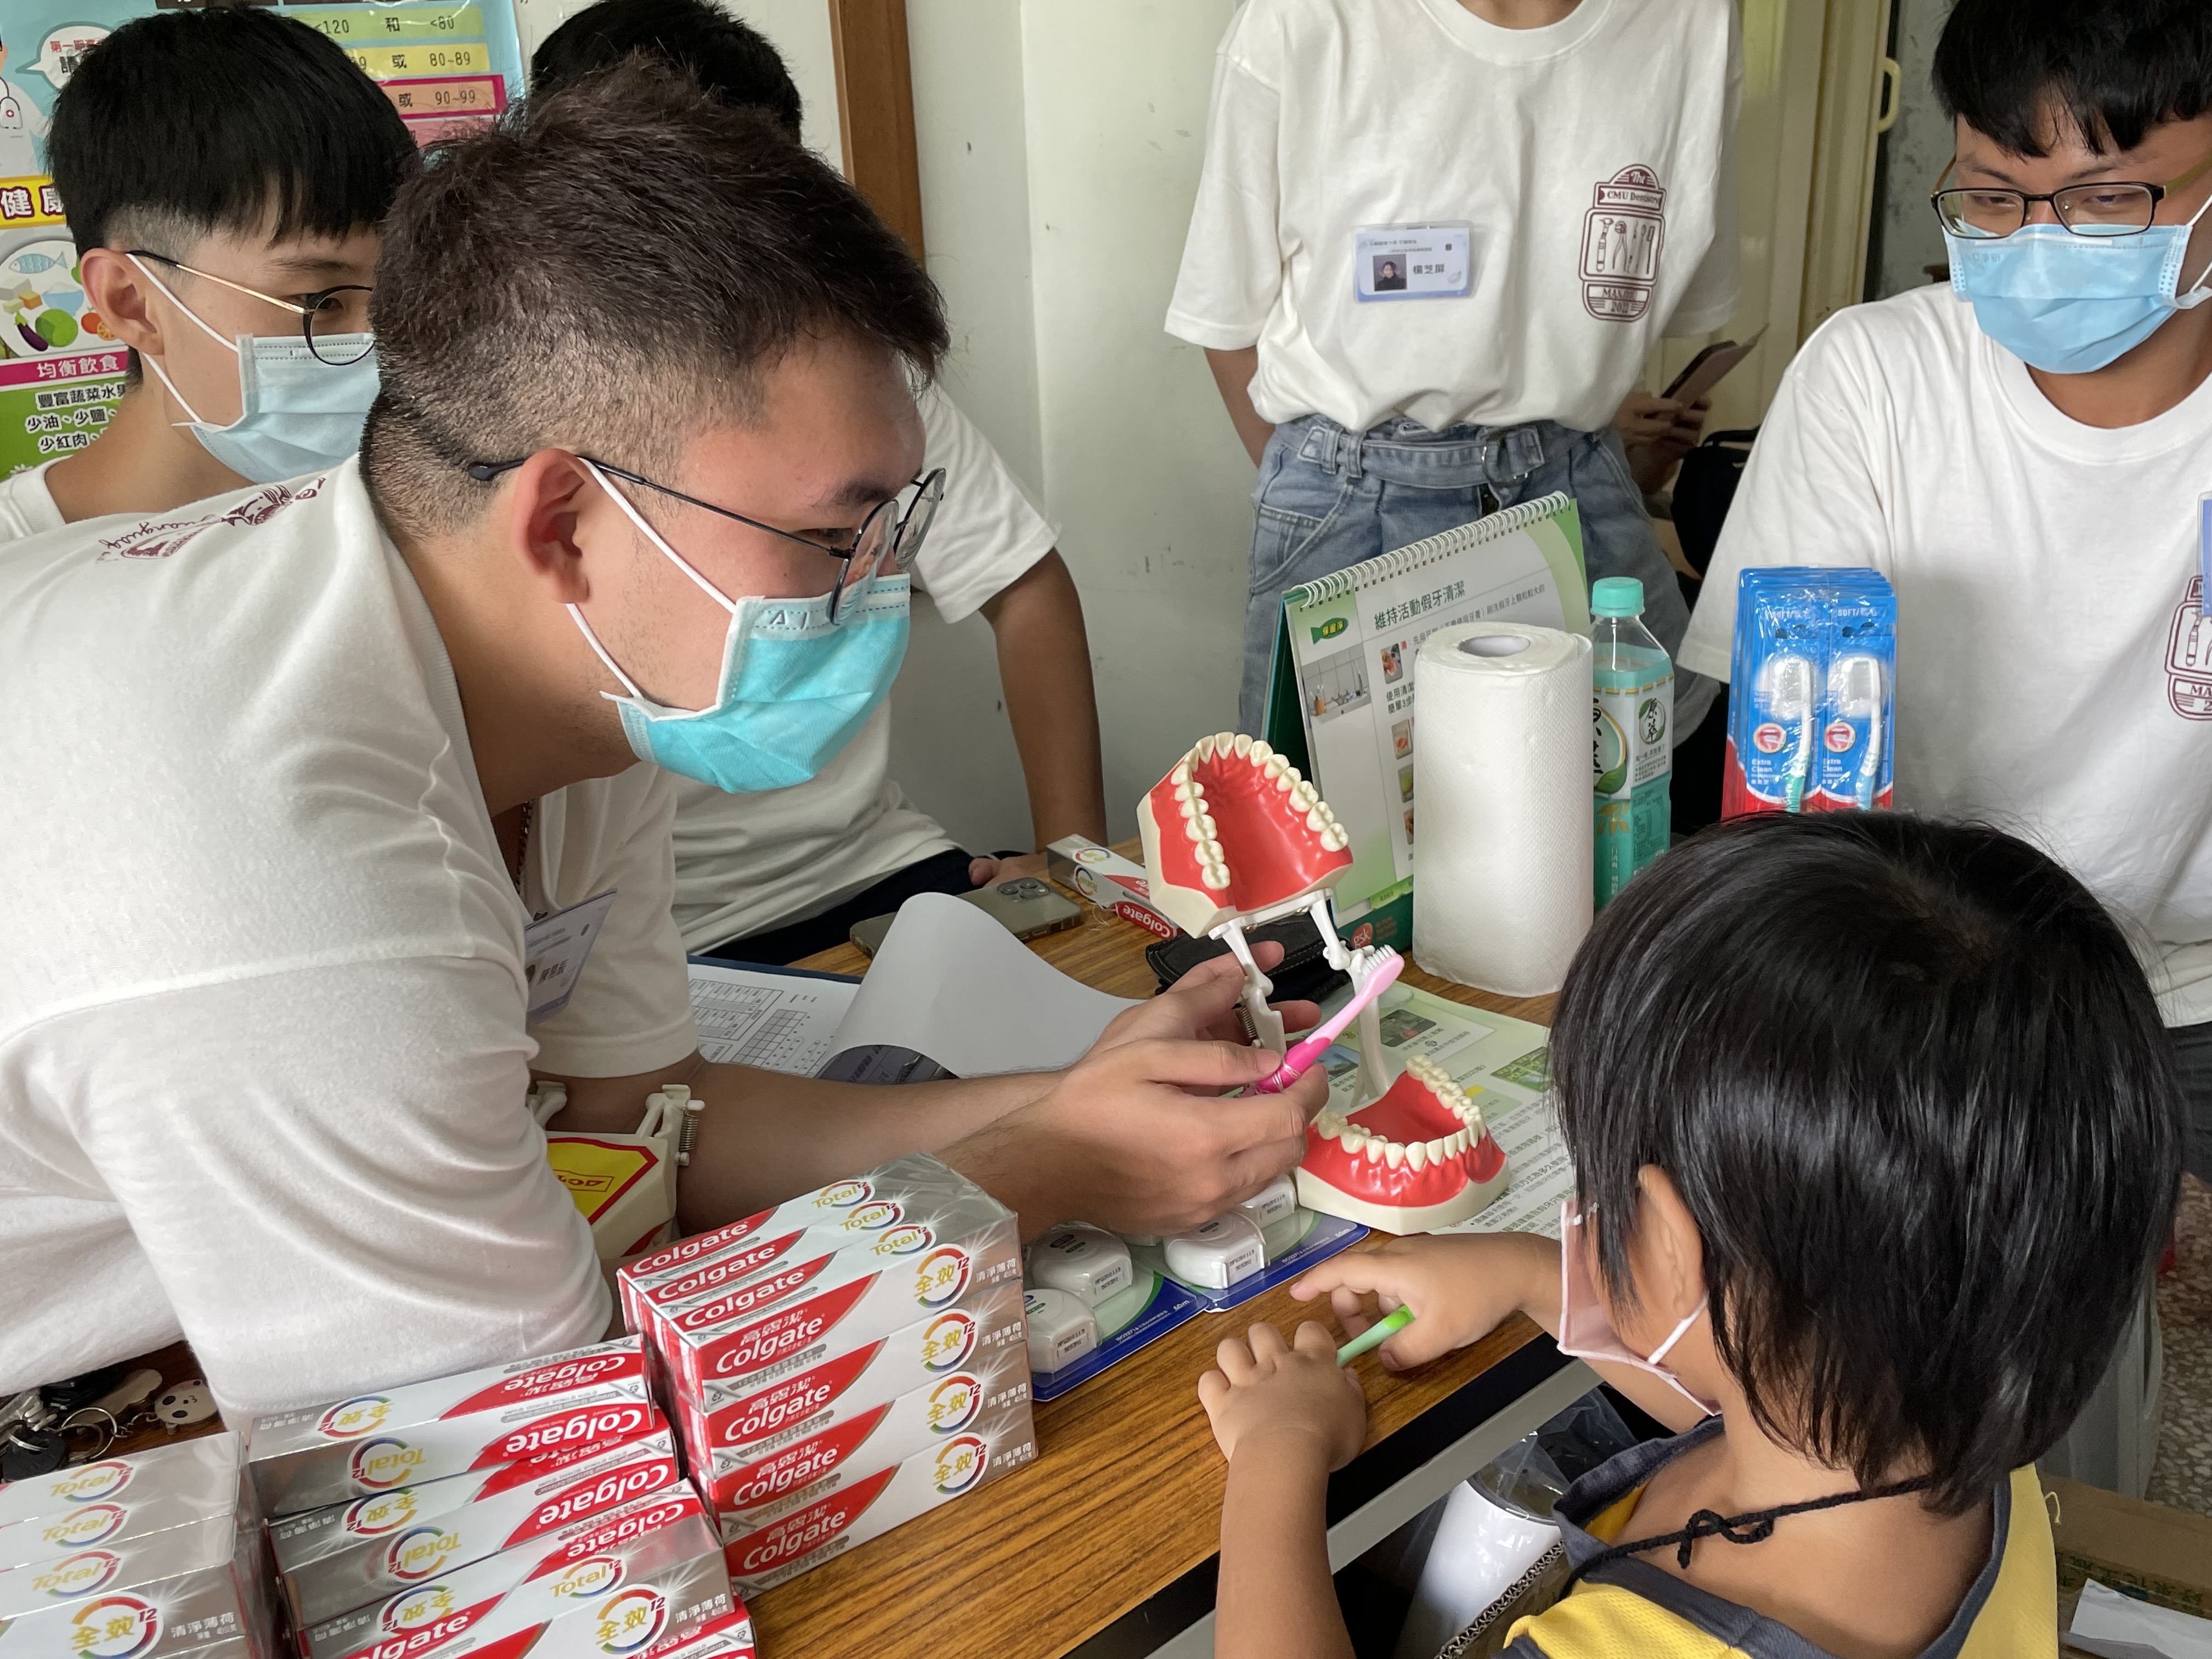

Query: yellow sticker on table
[[346, 40, 492, 78], [295, 5, 483, 44], [544, 1136, 659, 1225]]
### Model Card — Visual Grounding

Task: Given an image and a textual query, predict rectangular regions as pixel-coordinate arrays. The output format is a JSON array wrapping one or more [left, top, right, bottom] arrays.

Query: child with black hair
[[1203, 813, 2183, 1659], [0, 5, 414, 539]]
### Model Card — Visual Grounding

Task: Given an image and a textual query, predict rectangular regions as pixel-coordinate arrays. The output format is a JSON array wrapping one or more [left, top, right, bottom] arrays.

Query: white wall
[[1872, 0, 1952, 300], [891, 1, 1252, 852]]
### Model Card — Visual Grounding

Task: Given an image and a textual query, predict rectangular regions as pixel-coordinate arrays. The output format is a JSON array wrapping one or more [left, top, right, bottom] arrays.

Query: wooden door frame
[[827, 0, 926, 258]]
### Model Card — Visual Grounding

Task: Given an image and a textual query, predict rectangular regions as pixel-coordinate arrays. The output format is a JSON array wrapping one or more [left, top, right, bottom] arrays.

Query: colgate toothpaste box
[[0, 1437, 248, 1571], [617, 1158, 956, 1330], [1046, 836, 1178, 940], [648, 1181, 1020, 1397], [247, 1342, 651, 1517], [702, 1357, 1031, 1532], [0, 1509, 272, 1659], [0, 1436, 247, 1533], [674, 1283, 1026, 1476], [273, 1429, 681, 1629], [639, 1613, 752, 1659], [721, 1405, 1037, 1594], [302, 1488, 724, 1659]]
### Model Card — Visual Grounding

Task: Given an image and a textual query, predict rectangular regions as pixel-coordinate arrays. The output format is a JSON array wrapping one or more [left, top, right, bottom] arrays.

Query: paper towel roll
[[1413, 622, 1593, 996]]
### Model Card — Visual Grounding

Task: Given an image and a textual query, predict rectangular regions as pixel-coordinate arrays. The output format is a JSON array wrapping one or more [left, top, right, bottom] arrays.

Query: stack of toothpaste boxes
[[244, 1338, 751, 1659], [617, 1154, 1036, 1595], [0, 1434, 275, 1659]]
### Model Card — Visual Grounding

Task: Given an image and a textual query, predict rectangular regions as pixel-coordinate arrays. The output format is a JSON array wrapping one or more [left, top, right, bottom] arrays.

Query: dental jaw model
[[1138, 733, 1389, 1096], [1298, 1053, 1509, 1234]]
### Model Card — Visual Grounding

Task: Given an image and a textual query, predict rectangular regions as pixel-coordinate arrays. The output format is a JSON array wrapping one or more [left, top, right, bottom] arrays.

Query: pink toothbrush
[[1251, 949, 1404, 1094]]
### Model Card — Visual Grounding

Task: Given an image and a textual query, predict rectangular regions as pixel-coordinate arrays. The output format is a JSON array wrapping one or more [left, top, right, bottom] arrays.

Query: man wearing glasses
[[0, 7, 410, 542], [0, 67, 1325, 1418], [1683, 0, 2212, 1227]]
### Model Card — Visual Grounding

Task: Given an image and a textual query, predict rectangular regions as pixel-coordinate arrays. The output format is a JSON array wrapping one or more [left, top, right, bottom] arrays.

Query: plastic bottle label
[[1593, 664, 1671, 907]]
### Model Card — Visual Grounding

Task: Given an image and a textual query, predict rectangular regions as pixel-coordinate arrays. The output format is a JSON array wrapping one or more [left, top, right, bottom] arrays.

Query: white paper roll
[[1413, 622, 1593, 996]]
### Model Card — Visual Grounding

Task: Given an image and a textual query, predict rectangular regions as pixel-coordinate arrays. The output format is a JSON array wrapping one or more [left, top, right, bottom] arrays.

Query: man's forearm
[[981, 551, 1107, 850], [676, 1063, 1051, 1228], [1216, 1439, 1354, 1659], [1205, 346, 1273, 467]]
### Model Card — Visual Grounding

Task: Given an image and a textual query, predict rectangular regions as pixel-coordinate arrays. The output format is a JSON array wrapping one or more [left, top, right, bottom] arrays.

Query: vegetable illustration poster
[[0, 1, 524, 478]]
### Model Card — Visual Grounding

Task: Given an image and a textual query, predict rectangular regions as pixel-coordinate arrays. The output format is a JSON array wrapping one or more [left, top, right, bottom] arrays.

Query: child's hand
[[1198, 1322, 1367, 1468], [1292, 1233, 1558, 1370]]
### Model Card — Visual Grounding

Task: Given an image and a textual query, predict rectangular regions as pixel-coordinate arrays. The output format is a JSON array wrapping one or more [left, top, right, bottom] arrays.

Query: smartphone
[[848, 877, 1083, 957], [1660, 324, 1768, 406]]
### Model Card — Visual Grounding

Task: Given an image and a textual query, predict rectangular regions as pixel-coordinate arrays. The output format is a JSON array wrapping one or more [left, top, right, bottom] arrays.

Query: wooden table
[[749, 875, 1590, 1659]]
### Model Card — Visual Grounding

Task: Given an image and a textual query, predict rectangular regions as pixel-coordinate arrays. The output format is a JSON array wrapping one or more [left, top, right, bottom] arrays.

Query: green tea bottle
[[1591, 576, 1672, 909]]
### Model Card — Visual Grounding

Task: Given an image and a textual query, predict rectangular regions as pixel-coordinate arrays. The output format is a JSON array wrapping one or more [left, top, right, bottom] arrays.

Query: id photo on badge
[[1354, 221, 1474, 302]]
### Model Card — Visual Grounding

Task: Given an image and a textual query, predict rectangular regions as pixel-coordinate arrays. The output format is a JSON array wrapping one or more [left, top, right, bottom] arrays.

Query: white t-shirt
[[671, 385, 1057, 951], [0, 460, 64, 543], [0, 461, 700, 1417], [1681, 284, 2212, 1026], [1166, 0, 1741, 436]]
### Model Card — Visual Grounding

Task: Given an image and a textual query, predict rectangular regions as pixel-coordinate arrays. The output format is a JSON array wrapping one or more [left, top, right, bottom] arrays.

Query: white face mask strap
[[580, 459, 741, 617], [138, 349, 209, 429], [1645, 1296, 1709, 1367], [126, 255, 244, 355], [566, 602, 648, 702]]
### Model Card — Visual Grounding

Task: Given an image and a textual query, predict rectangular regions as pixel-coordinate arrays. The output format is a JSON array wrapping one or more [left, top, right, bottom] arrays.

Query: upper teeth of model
[[1311, 1055, 1486, 1163], [1181, 735, 1351, 863]]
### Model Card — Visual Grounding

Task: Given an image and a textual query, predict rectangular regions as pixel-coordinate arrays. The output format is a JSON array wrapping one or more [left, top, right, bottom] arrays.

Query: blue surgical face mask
[[1947, 192, 2212, 375], [131, 255, 378, 484], [568, 460, 910, 793]]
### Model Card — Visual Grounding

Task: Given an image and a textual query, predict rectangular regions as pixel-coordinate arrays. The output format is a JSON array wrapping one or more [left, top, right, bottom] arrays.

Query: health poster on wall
[[0, 0, 524, 479]]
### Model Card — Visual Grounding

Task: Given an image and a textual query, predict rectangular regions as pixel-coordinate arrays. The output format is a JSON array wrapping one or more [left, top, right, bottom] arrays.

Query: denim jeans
[[1239, 414, 1717, 738]]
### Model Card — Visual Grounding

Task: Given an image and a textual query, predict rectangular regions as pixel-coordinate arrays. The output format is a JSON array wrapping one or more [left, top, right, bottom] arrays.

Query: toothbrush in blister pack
[[1724, 567, 1896, 817]]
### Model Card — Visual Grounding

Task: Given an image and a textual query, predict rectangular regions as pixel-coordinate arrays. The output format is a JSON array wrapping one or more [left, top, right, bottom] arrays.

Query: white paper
[[2071, 1580, 2212, 1659], [688, 961, 859, 1076], [831, 892, 1139, 1076]]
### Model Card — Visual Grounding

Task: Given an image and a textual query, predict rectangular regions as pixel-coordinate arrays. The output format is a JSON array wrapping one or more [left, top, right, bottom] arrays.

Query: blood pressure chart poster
[[0, 0, 524, 480]]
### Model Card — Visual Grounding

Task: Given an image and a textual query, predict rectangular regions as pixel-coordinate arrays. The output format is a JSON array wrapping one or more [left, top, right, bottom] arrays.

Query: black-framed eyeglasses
[[1931, 151, 2212, 240], [466, 454, 946, 624], [125, 250, 375, 365]]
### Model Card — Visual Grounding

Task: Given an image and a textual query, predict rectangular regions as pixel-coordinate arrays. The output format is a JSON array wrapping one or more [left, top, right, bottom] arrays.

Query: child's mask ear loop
[[1557, 1198, 1722, 1418]]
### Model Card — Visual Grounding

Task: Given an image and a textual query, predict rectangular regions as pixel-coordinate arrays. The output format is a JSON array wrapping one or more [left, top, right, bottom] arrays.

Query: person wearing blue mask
[[1683, 0, 2212, 1486], [0, 66, 1325, 1419], [0, 7, 411, 543]]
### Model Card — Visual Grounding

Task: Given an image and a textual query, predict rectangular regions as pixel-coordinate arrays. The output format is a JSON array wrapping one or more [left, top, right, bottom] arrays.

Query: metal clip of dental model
[[1138, 732, 1391, 1099]]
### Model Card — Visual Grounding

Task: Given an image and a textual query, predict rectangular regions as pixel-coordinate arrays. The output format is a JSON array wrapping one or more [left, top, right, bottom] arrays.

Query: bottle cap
[[1591, 577, 1645, 618]]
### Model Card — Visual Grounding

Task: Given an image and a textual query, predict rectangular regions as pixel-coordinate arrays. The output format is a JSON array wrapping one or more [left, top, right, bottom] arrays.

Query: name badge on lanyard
[[1355, 222, 1475, 302], [523, 889, 617, 1023]]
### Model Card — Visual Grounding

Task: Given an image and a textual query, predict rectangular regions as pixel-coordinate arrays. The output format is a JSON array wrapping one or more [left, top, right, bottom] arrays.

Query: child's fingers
[[1330, 1285, 1372, 1333], [1198, 1367, 1228, 1412], [1245, 1320, 1290, 1359], [1294, 1252, 1415, 1306], [1290, 1321, 1336, 1360], [1215, 1335, 1257, 1384]]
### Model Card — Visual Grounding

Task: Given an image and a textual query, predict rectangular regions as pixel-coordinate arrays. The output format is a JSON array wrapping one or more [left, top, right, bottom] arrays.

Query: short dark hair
[[1551, 812, 2182, 1514], [531, 0, 803, 138], [362, 64, 945, 538], [49, 5, 415, 255], [1933, 0, 2212, 157]]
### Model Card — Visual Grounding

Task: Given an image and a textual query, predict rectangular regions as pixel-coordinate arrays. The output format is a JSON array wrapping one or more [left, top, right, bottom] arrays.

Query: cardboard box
[[640, 1613, 752, 1659], [618, 1158, 955, 1322], [1046, 837, 1178, 940], [675, 1283, 1026, 1476], [2047, 1472, 2212, 1619], [0, 1510, 271, 1659], [648, 1184, 1020, 1396], [0, 1437, 247, 1570], [702, 1355, 1032, 1527], [0, 1436, 246, 1532], [274, 1432, 681, 1629], [248, 1342, 651, 1517], [302, 1488, 721, 1659], [721, 1405, 1037, 1594]]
